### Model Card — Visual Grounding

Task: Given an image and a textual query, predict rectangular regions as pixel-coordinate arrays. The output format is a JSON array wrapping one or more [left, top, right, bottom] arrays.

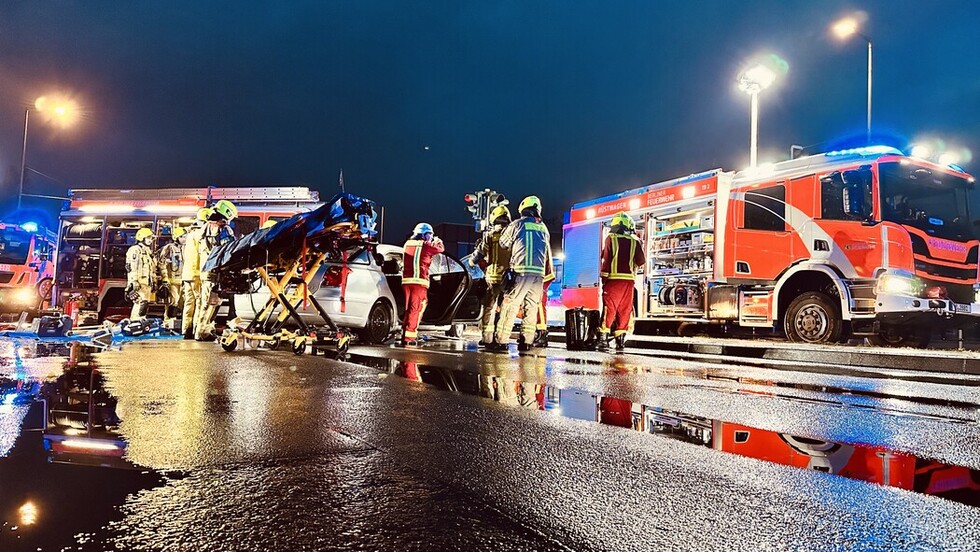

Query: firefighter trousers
[[600, 279, 634, 336], [195, 278, 219, 339], [495, 274, 542, 345], [182, 279, 201, 334], [129, 283, 152, 320], [480, 281, 503, 343], [536, 287, 548, 331], [402, 283, 428, 340], [163, 280, 182, 329]]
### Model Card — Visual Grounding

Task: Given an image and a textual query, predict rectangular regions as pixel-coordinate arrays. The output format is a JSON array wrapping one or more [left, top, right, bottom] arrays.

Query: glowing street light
[[831, 15, 873, 145], [737, 63, 777, 169], [18, 95, 80, 210]]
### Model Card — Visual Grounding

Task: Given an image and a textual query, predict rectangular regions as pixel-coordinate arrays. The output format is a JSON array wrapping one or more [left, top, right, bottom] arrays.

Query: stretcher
[[204, 193, 378, 359]]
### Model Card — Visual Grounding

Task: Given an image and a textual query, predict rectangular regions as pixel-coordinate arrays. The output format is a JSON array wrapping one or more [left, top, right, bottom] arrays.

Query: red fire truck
[[0, 221, 56, 313], [55, 186, 321, 322], [562, 146, 979, 346]]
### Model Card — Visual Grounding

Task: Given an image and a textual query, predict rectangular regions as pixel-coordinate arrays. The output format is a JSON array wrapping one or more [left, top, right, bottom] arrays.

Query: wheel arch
[[774, 264, 852, 322]]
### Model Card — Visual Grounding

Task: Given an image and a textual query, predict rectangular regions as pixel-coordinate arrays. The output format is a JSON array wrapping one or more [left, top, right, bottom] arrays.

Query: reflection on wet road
[[1, 337, 979, 550]]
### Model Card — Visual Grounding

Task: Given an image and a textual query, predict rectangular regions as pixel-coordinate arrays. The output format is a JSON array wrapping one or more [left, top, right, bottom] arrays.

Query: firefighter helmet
[[413, 222, 434, 237], [611, 212, 636, 232], [213, 200, 238, 221], [172, 226, 186, 239], [261, 219, 278, 229], [490, 205, 511, 224], [135, 228, 154, 242], [518, 195, 542, 215], [197, 207, 215, 222]]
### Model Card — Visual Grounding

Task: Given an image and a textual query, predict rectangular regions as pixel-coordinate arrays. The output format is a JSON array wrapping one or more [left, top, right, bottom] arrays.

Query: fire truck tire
[[867, 327, 931, 348], [783, 292, 842, 344], [36, 278, 53, 307]]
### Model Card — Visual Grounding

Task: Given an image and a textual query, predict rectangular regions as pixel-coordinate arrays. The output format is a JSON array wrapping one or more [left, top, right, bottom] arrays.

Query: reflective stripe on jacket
[[500, 217, 552, 276], [402, 237, 445, 287], [600, 233, 645, 280], [477, 227, 510, 284]]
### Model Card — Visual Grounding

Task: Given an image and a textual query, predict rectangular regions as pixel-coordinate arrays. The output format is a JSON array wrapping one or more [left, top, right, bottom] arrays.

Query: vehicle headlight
[[974, 284, 980, 304], [875, 272, 923, 297], [12, 287, 37, 304]]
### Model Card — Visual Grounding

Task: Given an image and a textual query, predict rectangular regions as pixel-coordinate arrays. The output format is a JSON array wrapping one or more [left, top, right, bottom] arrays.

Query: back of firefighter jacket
[[500, 216, 552, 276], [402, 237, 445, 287]]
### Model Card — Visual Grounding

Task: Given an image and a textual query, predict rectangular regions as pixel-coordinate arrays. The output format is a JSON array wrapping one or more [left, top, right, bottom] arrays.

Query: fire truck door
[[731, 183, 793, 281]]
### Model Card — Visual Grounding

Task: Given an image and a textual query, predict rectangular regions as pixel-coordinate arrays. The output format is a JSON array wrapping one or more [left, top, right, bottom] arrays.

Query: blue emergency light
[[21, 222, 38, 233]]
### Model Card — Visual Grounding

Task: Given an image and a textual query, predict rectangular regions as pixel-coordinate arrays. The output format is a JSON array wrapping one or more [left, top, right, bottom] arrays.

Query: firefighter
[[157, 226, 186, 331], [194, 200, 237, 341], [533, 257, 555, 347], [598, 211, 645, 352], [400, 222, 444, 347], [469, 205, 511, 346], [125, 227, 157, 321], [181, 208, 212, 339], [490, 196, 552, 352]]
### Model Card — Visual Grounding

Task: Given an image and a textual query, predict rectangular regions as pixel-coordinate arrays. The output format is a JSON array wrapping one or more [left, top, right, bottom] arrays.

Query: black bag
[[501, 268, 517, 293], [565, 307, 600, 351], [34, 315, 73, 337]]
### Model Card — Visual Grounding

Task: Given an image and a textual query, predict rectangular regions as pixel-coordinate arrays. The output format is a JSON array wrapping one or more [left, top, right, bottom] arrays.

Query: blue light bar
[[20, 222, 38, 233], [825, 145, 902, 157]]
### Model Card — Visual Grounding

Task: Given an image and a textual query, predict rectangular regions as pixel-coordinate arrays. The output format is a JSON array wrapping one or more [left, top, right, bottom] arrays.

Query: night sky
[[1, 1, 977, 237]]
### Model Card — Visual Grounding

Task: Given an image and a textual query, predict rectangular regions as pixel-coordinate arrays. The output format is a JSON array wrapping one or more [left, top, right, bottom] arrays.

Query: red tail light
[[322, 266, 343, 287]]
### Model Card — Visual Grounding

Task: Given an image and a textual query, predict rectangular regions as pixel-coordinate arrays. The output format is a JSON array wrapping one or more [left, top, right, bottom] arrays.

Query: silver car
[[233, 244, 477, 343]]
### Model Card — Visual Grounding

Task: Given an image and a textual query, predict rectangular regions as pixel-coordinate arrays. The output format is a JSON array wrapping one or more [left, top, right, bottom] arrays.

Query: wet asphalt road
[[2, 337, 980, 551]]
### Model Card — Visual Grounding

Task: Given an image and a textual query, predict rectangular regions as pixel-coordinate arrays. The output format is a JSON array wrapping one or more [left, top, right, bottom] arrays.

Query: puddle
[[0, 342, 167, 551], [349, 352, 980, 508]]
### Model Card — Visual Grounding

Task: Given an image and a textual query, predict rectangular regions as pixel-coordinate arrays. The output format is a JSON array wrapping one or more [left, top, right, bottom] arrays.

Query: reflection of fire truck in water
[[0, 221, 57, 313], [562, 146, 980, 346], [55, 187, 321, 322]]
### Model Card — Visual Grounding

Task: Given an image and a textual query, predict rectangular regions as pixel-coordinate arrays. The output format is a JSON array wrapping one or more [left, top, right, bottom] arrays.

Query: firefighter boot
[[615, 333, 627, 352], [596, 332, 610, 352], [533, 329, 549, 348]]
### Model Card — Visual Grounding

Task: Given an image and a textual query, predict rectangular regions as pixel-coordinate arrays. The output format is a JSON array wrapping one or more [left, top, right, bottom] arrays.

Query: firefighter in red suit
[[599, 212, 645, 352], [400, 222, 445, 346], [533, 258, 555, 347]]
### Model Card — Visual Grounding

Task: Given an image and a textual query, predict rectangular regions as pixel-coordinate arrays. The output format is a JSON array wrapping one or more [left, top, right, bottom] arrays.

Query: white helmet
[[413, 222, 434, 236]]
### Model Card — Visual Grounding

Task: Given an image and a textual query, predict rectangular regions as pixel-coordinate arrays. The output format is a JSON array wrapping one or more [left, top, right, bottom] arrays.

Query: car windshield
[[879, 162, 974, 241], [0, 229, 32, 264]]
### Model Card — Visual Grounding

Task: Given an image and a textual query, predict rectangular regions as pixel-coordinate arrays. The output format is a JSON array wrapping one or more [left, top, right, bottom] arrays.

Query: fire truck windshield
[[879, 162, 974, 241], [0, 229, 32, 264]]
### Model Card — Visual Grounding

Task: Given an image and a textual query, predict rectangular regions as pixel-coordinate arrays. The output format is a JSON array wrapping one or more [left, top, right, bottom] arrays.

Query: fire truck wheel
[[783, 292, 842, 344], [867, 327, 931, 348], [36, 278, 53, 307]]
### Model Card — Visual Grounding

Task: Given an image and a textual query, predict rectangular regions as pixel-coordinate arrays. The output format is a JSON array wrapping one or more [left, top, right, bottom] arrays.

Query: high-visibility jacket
[[500, 216, 552, 276], [543, 254, 556, 284], [126, 243, 156, 286], [402, 237, 445, 287], [476, 225, 510, 284], [198, 222, 234, 279], [600, 232, 645, 281], [157, 241, 183, 284], [181, 228, 203, 281]]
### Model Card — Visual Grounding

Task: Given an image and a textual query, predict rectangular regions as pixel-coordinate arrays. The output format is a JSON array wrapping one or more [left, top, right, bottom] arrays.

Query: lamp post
[[832, 17, 873, 145], [737, 64, 776, 169], [17, 95, 78, 210]]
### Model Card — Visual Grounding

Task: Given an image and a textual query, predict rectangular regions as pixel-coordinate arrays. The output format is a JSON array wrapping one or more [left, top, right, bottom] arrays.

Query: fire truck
[[55, 186, 321, 321], [0, 221, 57, 314], [561, 146, 980, 346]]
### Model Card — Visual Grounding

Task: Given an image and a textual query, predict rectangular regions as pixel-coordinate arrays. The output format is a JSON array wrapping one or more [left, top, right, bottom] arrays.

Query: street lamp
[[832, 16, 873, 145], [737, 63, 776, 169], [18, 95, 79, 210]]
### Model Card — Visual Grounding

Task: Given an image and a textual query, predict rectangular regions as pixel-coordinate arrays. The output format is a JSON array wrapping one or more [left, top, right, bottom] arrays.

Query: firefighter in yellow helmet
[[194, 200, 237, 340], [157, 226, 187, 332], [180, 207, 212, 339], [598, 211, 645, 352], [491, 195, 553, 352], [470, 205, 512, 347], [126, 227, 157, 321]]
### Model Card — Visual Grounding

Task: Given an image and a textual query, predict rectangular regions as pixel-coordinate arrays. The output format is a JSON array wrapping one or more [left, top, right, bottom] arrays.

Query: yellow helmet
[[611, 211, 636, 232], [213, 199, 238, 221], [197, 207, 215, 222], [518, 195, 542, 215], [135, 228, 154, 242], [261, 219, 278, 229], [490, 205, 511, 223], [172, 226, 186, 239]]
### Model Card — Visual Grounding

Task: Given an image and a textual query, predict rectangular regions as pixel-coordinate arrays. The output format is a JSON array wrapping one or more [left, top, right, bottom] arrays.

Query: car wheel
[[783, 292, 842, 344], [359, 301, 392, 344], [867, 327, 931, 348]]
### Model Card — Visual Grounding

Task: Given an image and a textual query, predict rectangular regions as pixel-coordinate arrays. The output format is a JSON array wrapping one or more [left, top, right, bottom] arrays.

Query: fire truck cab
[[0, 221, 56, 313], [562, 146, 979, 346], [55, 186, 321, 322]]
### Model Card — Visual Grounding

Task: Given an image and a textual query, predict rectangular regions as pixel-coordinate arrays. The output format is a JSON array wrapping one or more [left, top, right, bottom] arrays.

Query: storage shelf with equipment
[[646, 209, 715, 315]]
